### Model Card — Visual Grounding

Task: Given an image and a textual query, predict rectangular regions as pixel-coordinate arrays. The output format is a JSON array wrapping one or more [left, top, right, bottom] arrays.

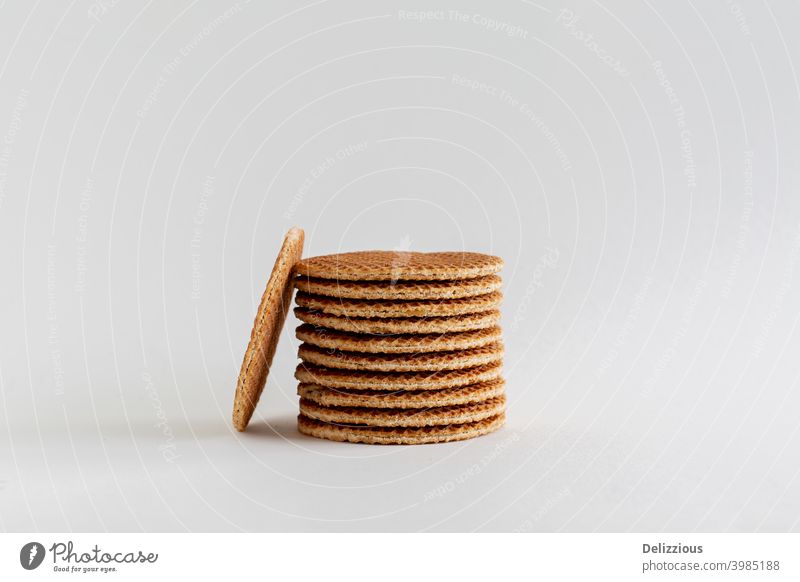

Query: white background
[[1, 0, 799, 532]]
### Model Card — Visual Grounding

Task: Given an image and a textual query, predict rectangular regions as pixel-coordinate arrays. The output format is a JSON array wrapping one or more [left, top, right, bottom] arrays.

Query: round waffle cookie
[[295, 251, 503, 281], [293, 307, 501, 334], [296, 324, 502, 354], [295, 361, 503, 391], [298, 342, 504, 372], [297, 378, 506, 408], [297, 412, 506, 444], [299, 394, 506, 428], [232, 227, 304, 431], [294, 274, 503, 300], [294, 291, 502, 318]]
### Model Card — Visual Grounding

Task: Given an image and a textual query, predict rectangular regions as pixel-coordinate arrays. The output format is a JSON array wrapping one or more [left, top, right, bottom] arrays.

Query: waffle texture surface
[[295, 251, 503, 281], [299, 394, 506, 427], [297, 378, 505, 408], [295, 291, 502, 318], [296, 324, 502, 353], [294, 361, 504, 390], [293, 307, 501, 334], [298, 342, 504, 372], [297, 412, 506, 444], [233, 227, 304, 431], [294, 274, 502, 299]]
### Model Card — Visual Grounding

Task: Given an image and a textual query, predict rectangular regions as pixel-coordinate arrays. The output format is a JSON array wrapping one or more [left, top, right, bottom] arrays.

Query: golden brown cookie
[[299, 394, 506, 427], [232, 227, 304, 431], [295, 251, 503, 281], [293, 307, 501, 334], [294, 291, 502, 318], [294, 274, 502, 300], [297, 412, 506, 444], [295, 324, 502, 354], [295, 361, 503, 391], [297, 342, 504, 372], [297, 378, 505, 408]]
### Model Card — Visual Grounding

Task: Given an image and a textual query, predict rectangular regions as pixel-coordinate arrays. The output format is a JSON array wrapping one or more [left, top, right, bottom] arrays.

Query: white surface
[[1, 0, 799, 531]]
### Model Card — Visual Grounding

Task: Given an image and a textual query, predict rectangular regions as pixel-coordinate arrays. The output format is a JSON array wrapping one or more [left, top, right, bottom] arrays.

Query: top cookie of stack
[[293, 251, 506, 445]]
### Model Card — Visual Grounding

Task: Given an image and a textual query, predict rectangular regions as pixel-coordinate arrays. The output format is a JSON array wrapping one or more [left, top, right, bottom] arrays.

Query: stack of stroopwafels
[[292, 251, 506, 445]]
